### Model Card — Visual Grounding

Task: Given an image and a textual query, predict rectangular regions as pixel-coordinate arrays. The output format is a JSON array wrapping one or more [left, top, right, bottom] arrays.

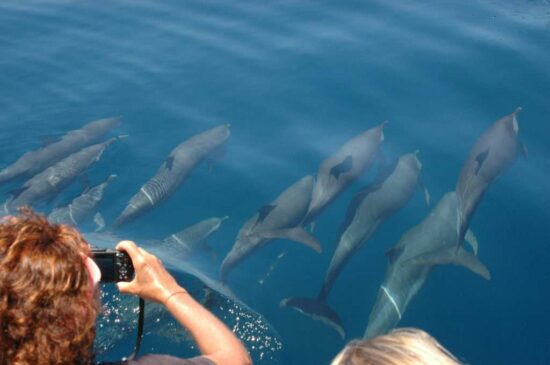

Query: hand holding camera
[[113, 240, 187, 305]]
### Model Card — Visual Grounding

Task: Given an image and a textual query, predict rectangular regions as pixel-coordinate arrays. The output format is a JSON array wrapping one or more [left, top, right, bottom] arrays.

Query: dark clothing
[[103, 354, 216, 365]]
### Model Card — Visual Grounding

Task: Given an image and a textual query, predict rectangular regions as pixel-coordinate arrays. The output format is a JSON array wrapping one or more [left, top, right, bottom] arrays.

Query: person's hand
[[115, 240, 186, 304]]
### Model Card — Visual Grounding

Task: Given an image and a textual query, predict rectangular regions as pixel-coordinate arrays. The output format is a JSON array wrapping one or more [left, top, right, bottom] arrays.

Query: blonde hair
[[331, 328, 463, 365]]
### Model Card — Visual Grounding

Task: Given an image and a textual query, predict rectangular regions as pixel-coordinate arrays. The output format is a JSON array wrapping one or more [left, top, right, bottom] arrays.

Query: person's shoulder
[[102, 354, 216, 365]]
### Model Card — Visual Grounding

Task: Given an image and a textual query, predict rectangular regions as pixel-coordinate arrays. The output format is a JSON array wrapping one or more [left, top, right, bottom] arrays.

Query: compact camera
[[91, 248, 135, 282]]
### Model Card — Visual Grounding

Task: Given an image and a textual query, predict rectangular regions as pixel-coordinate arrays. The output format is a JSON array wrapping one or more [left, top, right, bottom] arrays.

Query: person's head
[[331, 328, 462, 365], [0, 208, 100, 365]]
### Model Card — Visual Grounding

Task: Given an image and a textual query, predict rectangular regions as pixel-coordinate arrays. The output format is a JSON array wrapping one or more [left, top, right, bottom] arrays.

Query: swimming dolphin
[[48, 174, 117, 227], [456, 107, 525, 239], [363, 192, 491, 339], [160, 216, 229, 259], [0, 117, 120, 186], [113, 124, 230, 228], [302, 122, 386, 225], [6, 137, 120, 211], [282, 151, 430, 338], [220, 175, 321, 283]]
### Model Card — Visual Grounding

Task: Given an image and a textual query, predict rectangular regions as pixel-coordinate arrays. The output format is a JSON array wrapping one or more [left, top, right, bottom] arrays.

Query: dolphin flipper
[[256, 227, 322, 253], [404, 246, 491, 280], [464, 229, 479, 255], [280, 297, 345, 339]]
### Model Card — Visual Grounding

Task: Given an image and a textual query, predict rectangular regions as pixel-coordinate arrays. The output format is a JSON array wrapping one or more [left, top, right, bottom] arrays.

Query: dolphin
[[0, 117, 120, 186], [302, 122, 386, 225], [281, 152, 430, 338], [363, 192, 491, 339], [6, 137, 120, 211], [114, 124, 230, 228], [456, 107, 525, 238], [220, 175, 322, 283], [48, 174, 117, 227], [160, 216, 229, 259]]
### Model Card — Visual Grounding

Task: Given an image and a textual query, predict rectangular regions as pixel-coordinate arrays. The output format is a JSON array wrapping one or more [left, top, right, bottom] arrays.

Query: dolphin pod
[[281, 152, 429, 338], [48, 174, 117, 227], [364, 109, 524, 338], [160, 216, 229, 259], [0, 117, 120, 186], [302, 122, 387, 225], [114, 124, 231, 227], [220, 175, 321, 283], [6, 137, 120, 212]]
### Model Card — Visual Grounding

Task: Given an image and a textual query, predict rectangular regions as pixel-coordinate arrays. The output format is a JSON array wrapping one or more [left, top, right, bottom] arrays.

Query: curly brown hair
[[0, 208, 100, 365]]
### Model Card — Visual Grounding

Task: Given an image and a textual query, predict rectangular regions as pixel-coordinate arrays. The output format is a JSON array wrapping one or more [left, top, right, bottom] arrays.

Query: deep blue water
[[1, 0, 550, 364]]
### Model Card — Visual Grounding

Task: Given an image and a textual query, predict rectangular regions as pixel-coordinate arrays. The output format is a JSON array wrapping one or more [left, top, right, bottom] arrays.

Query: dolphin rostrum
[[282, 152, 429, 338], [0, 117, 120, 186], [456, 107, 525, 239], [303, 122, 386, 225], [160, 216, 229, 259], [220, 175, 322, 283], [48, 174, 117, 227], [114, 124, 231, 227], [6, 137, 120, 211], [363, 192, 491, 339]]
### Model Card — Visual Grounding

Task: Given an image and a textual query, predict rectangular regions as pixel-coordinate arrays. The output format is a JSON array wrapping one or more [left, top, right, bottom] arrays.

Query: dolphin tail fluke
[[404, 246, 491, 280], [257, 227, 322, 253], [280, 297, 345, 339]]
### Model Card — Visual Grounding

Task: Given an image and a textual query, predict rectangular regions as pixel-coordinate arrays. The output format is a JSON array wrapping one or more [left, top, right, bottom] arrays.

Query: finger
[[117, 240, 145, 267], [117, 281, 135, 294]]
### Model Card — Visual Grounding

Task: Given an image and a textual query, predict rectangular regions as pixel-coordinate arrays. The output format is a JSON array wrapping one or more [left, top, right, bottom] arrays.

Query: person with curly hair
[[0, 209, 252, 365], [330, 328, 463, 365]]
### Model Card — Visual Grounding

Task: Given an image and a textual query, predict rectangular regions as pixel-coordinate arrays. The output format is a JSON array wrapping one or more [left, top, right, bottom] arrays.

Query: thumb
[[117, 281, 134, 294]]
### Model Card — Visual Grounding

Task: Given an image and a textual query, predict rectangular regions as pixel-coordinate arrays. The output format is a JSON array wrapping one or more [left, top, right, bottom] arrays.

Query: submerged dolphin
[[456, 107, 525, 238], [282, 152, 429, 338], [114, 124, 230, 227], [281, 153, 428, 338], [364, 192, 490, 339], [160, 216, 229, 259], [220, 175, 321, 283], [48, 174, 117, 227], [0, 117, 120, 186], [6, 137, 120, 211], [303, 122, 386, 225]]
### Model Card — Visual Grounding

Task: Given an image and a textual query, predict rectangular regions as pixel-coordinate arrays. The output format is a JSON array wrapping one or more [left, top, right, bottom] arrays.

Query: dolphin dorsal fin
[[474, 148, 490, 175], [165, 156, 175, 170], [256, 204, 277, 224], [330, 155, 353, 179], [385, 246, 403, 264]]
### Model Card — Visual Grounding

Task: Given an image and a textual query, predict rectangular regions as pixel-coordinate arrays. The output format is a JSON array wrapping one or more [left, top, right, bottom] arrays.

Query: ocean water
[[1, 0, 549, 364]]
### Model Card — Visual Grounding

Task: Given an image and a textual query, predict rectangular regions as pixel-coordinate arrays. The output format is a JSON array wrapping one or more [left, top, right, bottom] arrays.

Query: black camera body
[[91, 248, 134, 282]]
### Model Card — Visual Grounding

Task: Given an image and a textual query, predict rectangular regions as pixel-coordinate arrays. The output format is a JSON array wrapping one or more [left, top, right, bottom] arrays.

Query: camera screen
[[95, 255, 115, 282]]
